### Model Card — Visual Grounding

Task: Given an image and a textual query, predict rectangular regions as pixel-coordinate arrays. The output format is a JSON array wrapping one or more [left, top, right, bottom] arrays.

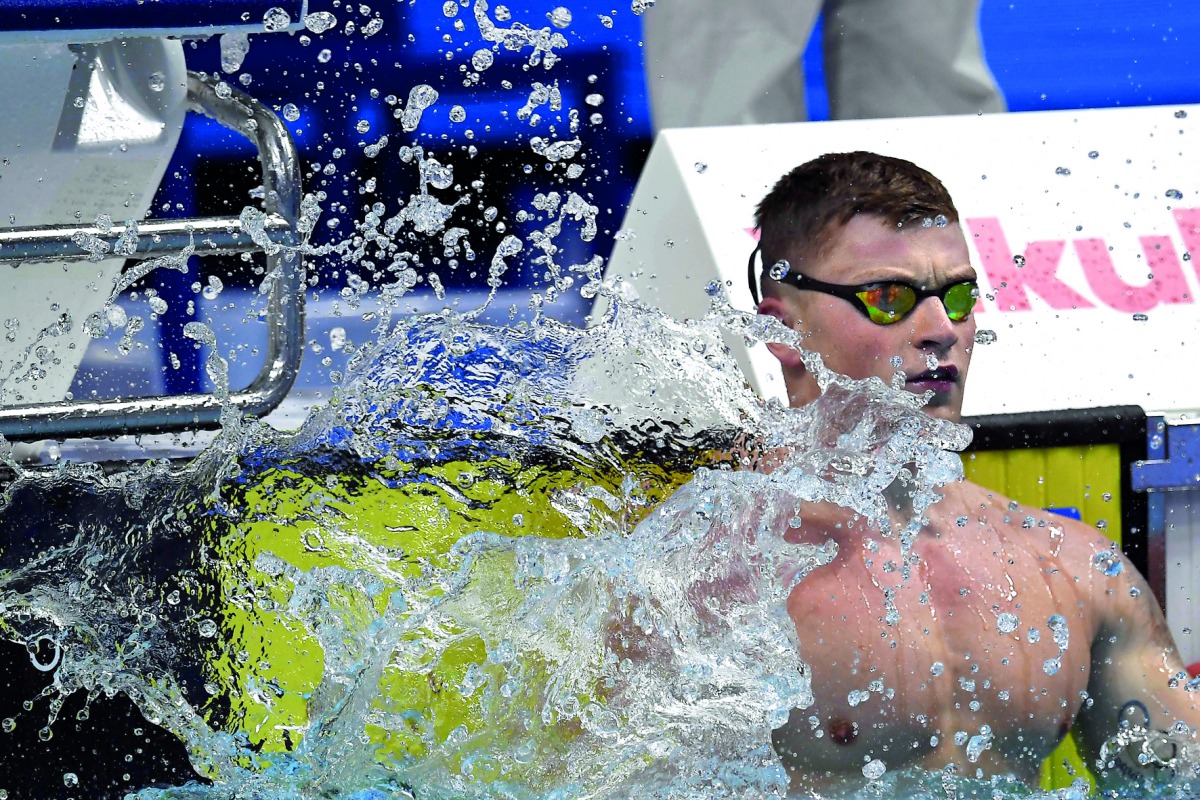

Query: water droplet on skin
[[934, 214, 948, 228], [930, 662, 944, 677], [1043, 658, 1061, 675], [1093, 550, 1124, 577], [973, 329, 997, 345], [1055, 166, 1071, 176], [768, 259, 790, 281], [996, 612, 1019, 634]]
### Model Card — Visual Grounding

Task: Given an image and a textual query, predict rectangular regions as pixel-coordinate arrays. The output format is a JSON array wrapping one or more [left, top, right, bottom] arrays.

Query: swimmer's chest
[[781, 533, 1092, 775]]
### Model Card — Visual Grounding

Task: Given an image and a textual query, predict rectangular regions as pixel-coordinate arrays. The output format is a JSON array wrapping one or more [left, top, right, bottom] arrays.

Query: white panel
[[1164, 490, 1200, 667], [0, 39, 187, 406], [604, 105, 1200, 418]]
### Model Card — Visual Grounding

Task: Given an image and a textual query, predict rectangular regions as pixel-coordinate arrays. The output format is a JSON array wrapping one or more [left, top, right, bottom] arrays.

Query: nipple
[[828, 717, 859, 745]]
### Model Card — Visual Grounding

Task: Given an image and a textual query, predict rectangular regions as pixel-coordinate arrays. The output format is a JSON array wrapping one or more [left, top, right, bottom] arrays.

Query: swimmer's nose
[[910, 296, 960, 354]]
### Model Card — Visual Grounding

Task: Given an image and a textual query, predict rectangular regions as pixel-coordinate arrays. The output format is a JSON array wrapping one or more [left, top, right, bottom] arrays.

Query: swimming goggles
[[747, 246, 979, 326]]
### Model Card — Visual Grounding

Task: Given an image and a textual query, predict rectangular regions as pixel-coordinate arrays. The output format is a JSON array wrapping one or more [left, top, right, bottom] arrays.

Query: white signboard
[[603, 104, 1200, 419]]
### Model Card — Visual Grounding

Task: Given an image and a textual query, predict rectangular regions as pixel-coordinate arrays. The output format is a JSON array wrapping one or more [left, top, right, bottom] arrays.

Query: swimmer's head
[[752, 151, 960, 293], [753, 152, 977, 421]]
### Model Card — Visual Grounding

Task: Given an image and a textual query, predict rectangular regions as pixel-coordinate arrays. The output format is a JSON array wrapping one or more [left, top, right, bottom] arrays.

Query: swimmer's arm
[[1074, 554, 1200, 784]]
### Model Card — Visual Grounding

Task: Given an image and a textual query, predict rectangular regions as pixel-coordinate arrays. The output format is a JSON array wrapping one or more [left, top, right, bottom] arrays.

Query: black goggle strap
[[748, 245, 763, 306]]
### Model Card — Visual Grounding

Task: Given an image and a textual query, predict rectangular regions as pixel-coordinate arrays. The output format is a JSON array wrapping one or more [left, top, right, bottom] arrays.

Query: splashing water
[[0, 294, 998, 800], [1, 4, 1198, 800]]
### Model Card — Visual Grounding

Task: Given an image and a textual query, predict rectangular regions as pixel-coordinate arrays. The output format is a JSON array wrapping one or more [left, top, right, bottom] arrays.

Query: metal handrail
[[0, 73, 305, 442]]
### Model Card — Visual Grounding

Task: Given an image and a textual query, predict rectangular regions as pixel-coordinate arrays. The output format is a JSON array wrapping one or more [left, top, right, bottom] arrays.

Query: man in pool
[[749, 151, 1200, 789]]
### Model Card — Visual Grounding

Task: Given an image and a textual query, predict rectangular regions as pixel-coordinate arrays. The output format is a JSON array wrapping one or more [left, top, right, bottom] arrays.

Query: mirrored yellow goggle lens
[[858, 285, 916, 325], [944, 282, 978, 321]]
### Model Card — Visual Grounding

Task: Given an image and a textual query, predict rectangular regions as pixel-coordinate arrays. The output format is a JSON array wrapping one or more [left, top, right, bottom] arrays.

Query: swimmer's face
[[758, 213, 977, 422]]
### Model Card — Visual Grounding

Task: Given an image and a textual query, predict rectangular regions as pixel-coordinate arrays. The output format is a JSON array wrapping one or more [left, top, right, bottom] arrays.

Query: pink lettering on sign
[[966, 218, 1094, 311], [1074, 236, 1192, 312]]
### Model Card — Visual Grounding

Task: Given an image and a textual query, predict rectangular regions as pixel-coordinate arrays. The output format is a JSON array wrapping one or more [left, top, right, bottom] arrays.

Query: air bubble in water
[[317, 49, 333, 63], [442, 1, 458, 16], [1088, 150, 1100, 159], [548, 7, 572, 27], [203, 276, 224, 301], [148, 71, 166, 92], [694, 162, 707, 174], [1013, 254, 1026, 267], [471, 49, 495, 72], [305, 11, 338, 33], [282, 103, 301, 122], [400, 84, 439, 132], [631, 0, 656, 14], [63, 774, 79, 788], [1176, 109, 1188, 119], [1166, 189, 1184, 200], [356, 119, 371, 133], [197, 619, 218, 638], [1133, 313, 1148, 322], [1055, 166, 1071, 176], [973, 329, 997, 345], [362, 18, 384, 37], [263, 6, 292, 32], [585, 93, 604, 107], [862, 759, 886, 780], [220, 32, 250, 73], [449, 105, 467, 122]]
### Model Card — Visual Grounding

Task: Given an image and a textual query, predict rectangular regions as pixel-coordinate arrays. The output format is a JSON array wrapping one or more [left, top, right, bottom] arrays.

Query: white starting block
[[0, 0, 308, 441]]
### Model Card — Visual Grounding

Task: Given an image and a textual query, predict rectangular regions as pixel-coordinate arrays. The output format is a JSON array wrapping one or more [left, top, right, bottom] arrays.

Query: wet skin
[[757, 215, 1200, 789]]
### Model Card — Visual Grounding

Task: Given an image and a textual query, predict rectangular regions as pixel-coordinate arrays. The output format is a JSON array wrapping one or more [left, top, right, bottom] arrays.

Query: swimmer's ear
[[757, 296, 805, 371]]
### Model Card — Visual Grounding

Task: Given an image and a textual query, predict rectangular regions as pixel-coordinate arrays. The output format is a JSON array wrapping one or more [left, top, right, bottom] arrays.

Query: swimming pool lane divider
[[0, 73, 304, 442]]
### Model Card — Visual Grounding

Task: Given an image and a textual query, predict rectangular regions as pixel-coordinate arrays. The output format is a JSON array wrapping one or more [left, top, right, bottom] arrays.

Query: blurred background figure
[[642, 0, 1006, 131]]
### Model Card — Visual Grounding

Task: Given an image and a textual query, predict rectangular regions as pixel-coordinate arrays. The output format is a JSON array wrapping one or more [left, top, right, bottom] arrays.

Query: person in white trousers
[[642, 0, 1006, 131]]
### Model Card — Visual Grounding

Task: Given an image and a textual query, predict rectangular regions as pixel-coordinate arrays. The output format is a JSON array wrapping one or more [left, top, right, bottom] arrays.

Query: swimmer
[[750, 152, 1200, 790]]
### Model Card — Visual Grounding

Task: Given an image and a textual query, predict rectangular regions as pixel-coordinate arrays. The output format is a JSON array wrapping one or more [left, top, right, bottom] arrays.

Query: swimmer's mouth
[[906, 365, 959, 392]]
